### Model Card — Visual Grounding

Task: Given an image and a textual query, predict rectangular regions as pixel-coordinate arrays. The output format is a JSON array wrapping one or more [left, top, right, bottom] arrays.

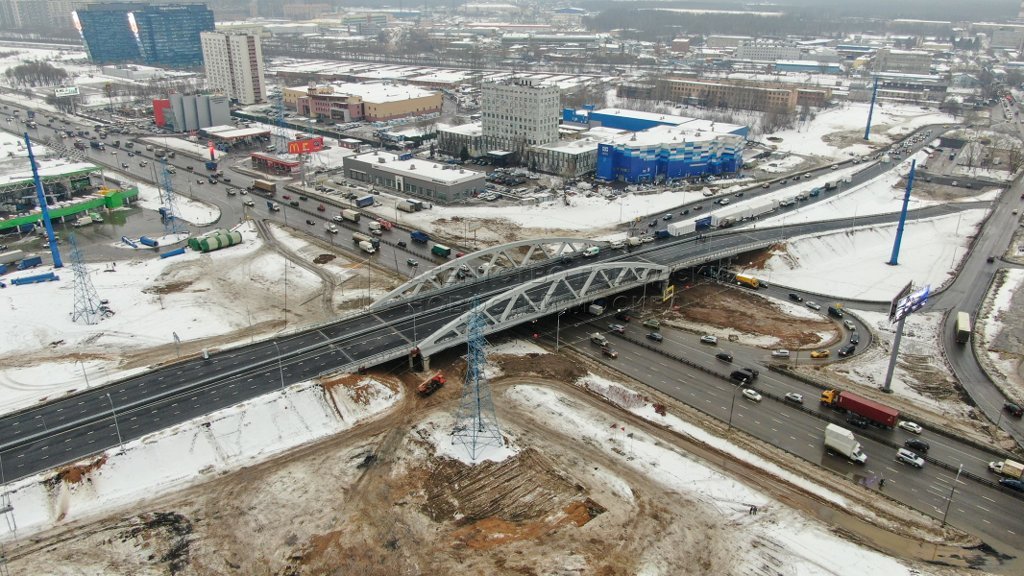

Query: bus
[[955, 311, 971, 344]]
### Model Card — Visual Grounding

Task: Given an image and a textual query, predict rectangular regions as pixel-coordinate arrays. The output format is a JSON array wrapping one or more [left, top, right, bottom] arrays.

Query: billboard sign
[[288, 137, 325, 155], [54, 86, 80, 97], [891, 284, 930, 323]]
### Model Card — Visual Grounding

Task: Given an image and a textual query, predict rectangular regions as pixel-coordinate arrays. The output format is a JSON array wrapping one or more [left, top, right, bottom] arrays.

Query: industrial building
[[481, 77, 560, 153], [153, 94, 231, 132], [594, 124, 746, 184], [436, 123, 484, 158], [873, 49, 933, 75], [74, 2, 215, 68], [287, 83, 442, 123], [658, 78, 833, 111], [201, 31, 267, 105], [0, 163, 138, 232], [342, 151, 485, 204]]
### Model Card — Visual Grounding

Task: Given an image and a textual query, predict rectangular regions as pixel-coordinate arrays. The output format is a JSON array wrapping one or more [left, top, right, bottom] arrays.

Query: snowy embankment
[[0, 376, 400, 540], [976, 268, 1024, 404], [0, 221, 323, 417], [134, 181, 220, 227]]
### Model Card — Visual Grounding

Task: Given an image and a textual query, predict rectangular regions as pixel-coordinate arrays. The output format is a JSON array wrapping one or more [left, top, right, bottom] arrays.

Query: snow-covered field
[[976, 268, 1024, 404], [135, 181, 220, 226]]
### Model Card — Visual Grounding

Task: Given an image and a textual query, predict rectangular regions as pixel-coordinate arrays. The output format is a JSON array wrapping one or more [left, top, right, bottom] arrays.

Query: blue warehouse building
[[563, 108, 747, 183]]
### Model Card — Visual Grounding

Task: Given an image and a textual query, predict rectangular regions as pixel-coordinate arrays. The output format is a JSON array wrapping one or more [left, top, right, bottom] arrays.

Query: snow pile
[[758, 210, 987, 300], [418, 414, 519, 464], [2, 376, 402, 539], [488, 338, 547, 356], [134, 181, 221, 227]]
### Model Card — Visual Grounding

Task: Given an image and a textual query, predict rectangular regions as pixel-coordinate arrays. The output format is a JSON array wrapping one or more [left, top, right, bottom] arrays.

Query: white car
[[700, 335, 718, 345], [742, 389, 762, 402], [806, 301, 821, 311], [771, 349, 790, 358], [784, 392, 803, 404], [898, 421, 923, 434]]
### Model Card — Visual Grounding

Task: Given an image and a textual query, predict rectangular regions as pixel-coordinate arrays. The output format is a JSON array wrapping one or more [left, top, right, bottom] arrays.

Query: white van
[[609, 239, 626, 249], [583, 246, 600, 258]]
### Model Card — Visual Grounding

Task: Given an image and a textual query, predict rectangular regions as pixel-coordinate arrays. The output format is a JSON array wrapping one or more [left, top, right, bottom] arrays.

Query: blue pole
[[888, 159, 915, 266], [864, 77, 879, 140], [24, 133, 63, 268]]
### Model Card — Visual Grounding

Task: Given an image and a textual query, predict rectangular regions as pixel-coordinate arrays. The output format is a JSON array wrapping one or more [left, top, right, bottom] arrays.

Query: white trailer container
[[341, 209, 360, 222], [666, 221, 696, 236], [824, 424, 867, 463]]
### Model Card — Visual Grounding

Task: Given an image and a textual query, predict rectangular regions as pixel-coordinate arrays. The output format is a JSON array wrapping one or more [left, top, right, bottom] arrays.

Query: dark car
[[1005, 402, 1024, 417], [838, 344, 856, 357], [615, 310, 631, 322], [715, 351, 733, 363], [847, 415, 870, 429], [788, 293, 803, 302], [1000, 478, 1024, 492], [397, 241, 407, 248], [648, 220, 657, 227], [987, 256, 996, 263], [305, 219, 315, 226], [646, 332, 663, 342], [850, 332, 861, 345], [904, 439, 930, 453], [406, 258, 419, 266]]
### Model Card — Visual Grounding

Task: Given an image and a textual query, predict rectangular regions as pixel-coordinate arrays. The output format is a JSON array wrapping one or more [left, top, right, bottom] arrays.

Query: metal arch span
[[371, 237, 603, 309], [416, 261, 669, 358]]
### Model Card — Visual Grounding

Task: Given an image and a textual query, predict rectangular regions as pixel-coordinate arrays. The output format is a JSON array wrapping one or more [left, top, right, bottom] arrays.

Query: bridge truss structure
[[371, 237, 604, 309]]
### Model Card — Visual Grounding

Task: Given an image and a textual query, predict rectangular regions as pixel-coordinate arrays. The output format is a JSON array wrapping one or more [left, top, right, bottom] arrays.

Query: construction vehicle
[[820, 389, 899, 428], [989, 459, 1024, 479], [734, 274, 759, 289], [417, 372, 446, 396]]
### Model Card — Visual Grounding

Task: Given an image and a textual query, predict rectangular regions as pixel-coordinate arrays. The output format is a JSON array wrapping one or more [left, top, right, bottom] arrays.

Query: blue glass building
[[75, 3, 214, 68]]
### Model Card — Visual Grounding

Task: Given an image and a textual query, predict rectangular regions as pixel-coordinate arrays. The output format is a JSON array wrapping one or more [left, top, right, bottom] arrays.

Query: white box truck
[[989, 459, 1024, 479], [824, 424, 867, 463], [666, 220, 696, 236]]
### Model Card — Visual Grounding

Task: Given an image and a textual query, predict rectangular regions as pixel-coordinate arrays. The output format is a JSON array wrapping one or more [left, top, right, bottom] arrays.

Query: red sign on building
[[287, 137, 325, 154]]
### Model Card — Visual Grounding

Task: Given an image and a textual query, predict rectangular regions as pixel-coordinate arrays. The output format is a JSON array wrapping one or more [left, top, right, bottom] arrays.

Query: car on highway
[[847, 415, 869, 429], [646, 332, 663, 342], [742, 389, 762, 402], [771, 349, 790, 358], [139, 161, 147, 167], [243, 199, 255, 207], [806, 301, 821, 311], [784, 392, 803, 404], [904, 439, 930, 453], [700, 335, 718, 345], [715, 351, 733, 362], [397, 241, 408, 248], [601, 346, 618, 359], [608, 323, 626, 335], [788, 293, 802, 302], [615, 310, 631, 322], [648, 220, 657, 227], [843, 320, 856, 331], [196, 179, 204, 185], [850, 333, 861, 345], [810, 349, 830, 359], [406, 258, 419, 266], [898, 420, 923, 434], [663, 213, 673, 220], [1003, 402, 1024, 417], [282, 194, 291, 200], [987, 256, 996, 263], [838, 344, 856, 357], [1000, 478, 1024, 492], [226, 188, 236, 196], [120, 162, 128, 168], [305, 219, 315, 226], [896, 448, 925, 469]]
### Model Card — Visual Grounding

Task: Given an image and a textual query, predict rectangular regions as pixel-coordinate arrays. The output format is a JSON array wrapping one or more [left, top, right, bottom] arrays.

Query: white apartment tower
[[481, 78, 560, 152], [201, 31, 266, 105]]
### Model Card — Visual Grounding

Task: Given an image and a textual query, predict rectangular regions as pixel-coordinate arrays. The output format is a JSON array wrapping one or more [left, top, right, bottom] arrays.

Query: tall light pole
[[78, 359, 90, 389], [555, 310, 567, 352], [106, 392, 124, 453], [728, 383, 744, 430], [941, 464, 964, 526], [271, 340, 286, 391]]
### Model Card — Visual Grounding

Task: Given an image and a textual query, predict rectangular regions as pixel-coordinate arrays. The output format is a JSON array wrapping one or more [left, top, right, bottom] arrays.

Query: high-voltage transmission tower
[[69, 234, 104, 325], [269, 87, 290, 154], [451, 303, 503, 460], [159, 158, 187, 237]]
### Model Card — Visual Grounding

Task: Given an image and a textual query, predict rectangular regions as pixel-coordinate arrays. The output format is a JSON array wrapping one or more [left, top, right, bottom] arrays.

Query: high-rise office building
[[74, 2, 215, 68], [201, 31, 266, 105], [481, 78, 560, 152]]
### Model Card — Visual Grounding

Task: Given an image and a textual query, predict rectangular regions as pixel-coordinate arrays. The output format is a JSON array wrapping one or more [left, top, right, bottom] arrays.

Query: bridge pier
[[408, 347, 430, 372]]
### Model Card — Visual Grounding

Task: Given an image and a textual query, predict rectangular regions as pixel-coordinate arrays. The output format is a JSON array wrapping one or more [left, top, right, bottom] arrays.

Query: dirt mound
[[142, 280, 194, 295], [492, 352, 586, 382], [52, 455, 108, 485], [313, 253, 336, 264], [671, 284, 838, 348]]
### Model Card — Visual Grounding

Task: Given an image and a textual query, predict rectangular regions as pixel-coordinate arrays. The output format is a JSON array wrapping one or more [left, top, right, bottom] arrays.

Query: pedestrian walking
[[879, 477, 885, 489]]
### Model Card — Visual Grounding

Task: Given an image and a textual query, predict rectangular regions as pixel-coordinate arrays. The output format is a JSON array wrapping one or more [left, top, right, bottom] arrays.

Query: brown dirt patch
[[492, 352, 587, 382], [670, 283, 838, 349], [54, 455, 108, 484], [142, 280, 194, 295], [312, 253, 336, 264]]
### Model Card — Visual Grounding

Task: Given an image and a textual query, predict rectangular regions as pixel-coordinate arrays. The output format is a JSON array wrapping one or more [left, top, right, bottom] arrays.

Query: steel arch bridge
[[416, 261, 669, 358], [371, 237, 603, 309]]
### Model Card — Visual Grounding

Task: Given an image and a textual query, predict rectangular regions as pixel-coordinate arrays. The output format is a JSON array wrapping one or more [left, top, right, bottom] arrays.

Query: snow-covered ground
[[0, 375, 400, 539], [756, 210, 987, 301], [135, 181, 220, 226], [976, 268, 1024, 404]]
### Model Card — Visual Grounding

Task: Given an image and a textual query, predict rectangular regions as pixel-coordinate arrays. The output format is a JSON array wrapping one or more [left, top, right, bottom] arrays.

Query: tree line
[[4, 60, 70, 87]]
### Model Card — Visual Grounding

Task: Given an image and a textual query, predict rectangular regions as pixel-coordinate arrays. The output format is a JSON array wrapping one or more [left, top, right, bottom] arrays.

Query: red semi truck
[[820, 389, 899, 428]]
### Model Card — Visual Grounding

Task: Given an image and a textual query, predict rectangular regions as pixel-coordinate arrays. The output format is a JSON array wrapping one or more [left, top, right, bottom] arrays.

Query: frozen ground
[[975, 268, 1024, 405], [134, 181, 220, 227], [756, 210, 987, 301]]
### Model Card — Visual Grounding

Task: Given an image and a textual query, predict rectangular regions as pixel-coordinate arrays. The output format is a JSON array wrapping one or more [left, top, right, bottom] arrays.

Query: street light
[[271, 340, 286, 391], [555, 310, 567, 352], [106, 392, 124, 453], [941, 464, 964, 526], [728, 382, 745, 430]]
